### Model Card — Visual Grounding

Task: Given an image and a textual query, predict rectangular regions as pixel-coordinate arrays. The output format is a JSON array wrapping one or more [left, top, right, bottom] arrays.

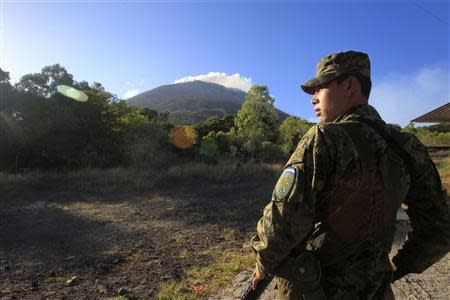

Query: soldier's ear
[[347, 76, 355, 90], [346, 76, 358, 93]]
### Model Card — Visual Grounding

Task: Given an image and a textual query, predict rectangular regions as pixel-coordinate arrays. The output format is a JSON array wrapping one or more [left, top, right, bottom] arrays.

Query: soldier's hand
[[252, 263, 263, 290]]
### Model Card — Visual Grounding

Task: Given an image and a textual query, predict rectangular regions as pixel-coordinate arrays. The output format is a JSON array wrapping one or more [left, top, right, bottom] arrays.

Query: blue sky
[[1, 0, 448, 126]]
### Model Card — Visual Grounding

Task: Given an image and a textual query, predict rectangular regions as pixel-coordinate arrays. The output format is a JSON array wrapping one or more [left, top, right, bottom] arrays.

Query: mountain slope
[[128, 81, 289, 124]]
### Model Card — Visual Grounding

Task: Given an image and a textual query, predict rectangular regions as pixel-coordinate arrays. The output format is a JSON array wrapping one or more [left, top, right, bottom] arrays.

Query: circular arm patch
[[274, 167, 297, 201]]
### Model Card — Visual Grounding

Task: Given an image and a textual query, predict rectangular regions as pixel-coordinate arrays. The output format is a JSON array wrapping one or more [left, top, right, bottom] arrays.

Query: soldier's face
[[311, 80, 350, 123]]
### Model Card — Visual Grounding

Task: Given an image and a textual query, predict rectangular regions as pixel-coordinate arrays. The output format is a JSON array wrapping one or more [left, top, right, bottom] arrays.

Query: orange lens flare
[[169, 126, 197, 149]]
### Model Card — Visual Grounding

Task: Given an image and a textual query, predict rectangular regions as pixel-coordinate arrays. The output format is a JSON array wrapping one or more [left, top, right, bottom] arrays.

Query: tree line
[[1, 64, 446, 172], [0, 64, 314, 172]]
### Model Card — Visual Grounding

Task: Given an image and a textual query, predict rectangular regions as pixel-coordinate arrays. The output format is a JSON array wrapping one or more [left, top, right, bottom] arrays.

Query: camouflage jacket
[[251, 104, 450, 298]]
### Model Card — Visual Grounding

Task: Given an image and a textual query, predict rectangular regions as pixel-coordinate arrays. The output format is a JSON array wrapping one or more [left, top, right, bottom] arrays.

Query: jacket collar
[[334, 104, 384, 124]]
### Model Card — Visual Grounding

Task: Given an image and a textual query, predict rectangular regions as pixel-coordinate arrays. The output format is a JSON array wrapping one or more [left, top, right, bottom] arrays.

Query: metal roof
[[411, 102, 450, 123]]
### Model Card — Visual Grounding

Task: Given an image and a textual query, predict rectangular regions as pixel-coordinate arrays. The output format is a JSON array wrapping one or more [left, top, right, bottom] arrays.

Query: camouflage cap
[[301, 50, 371, 95]]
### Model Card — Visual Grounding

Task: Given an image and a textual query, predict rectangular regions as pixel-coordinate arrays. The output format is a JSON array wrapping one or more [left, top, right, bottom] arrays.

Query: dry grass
[[0, 167, 158, 193], [156, 247, 254, 300], [163, 161, 282, 184], [148, 195, 169, 204], [171, 233, 186, 246], [0, 161, 282, 193], [71, 202, 127, 224], [441, 174, 450, 193], [222, 228, 239, 241], [431, 151, 450, 191]]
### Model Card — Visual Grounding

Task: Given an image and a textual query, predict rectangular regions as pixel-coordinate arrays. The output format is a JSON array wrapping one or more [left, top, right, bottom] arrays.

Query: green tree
[[0, 87, 55, 170], [389, 123, 402, 132], [402, 122, 417, 134], [279, 116, 313, 153], [234, 85, 278, 159], [426, 123, 450, 133], [0, 68, 10, 84], [245, 84, 274, 105], [193, 115, 235, 141], [258, 141, 286, 162], [42, 64, 74, 92], [0, 68, 14, 111], [199, 130, 231, 158], [401, 123, 450, 147], [15, 64, 74, 97], [115, 103, 173, 168], [199, 136, 220, 158], [14, 73, 48, 97]]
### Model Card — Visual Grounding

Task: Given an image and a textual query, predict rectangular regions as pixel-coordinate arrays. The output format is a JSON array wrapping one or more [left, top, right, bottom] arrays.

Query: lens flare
[[57, 85, 88, 102], [169, 126, 197, 149], [199, 138, 219, 157]]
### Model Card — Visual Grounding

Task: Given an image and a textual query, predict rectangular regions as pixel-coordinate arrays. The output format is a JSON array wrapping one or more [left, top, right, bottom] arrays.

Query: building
[[412, 102, 450, 123]]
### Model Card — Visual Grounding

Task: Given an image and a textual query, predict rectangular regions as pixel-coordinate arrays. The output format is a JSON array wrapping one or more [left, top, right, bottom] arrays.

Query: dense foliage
[[0, 66, 175, 171], [234, 85, 279, 159], [1, 65, 447, 172], [402, 123, 450, 147]]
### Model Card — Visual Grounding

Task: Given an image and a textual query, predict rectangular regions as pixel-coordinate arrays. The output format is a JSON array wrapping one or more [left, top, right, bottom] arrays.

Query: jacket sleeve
[[250, 126, 333, 276], [392, 135, 450, 280]]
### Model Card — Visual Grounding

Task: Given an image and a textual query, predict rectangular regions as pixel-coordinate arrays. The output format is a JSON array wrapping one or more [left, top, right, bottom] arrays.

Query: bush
[[258, 141, 288, 162], [402, 123, 450, 147], [415, 131, 450, 147]]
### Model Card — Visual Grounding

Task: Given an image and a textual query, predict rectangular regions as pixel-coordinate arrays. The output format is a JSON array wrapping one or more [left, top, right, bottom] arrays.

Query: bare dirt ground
[[1, 151, 449, 300], [0, 177, 276, 300]]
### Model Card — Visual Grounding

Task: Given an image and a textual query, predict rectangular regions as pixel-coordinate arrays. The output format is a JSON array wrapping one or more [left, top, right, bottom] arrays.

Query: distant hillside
[[127, 80, 289, 124]]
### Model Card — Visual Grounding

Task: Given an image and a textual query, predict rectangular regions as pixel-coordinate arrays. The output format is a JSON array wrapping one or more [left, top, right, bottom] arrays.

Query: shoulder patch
[[274, 167, 297, 201]]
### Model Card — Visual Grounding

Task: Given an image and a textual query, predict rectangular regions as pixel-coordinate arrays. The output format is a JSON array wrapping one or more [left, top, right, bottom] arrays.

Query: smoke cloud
[[123, 89, 140, 99], [174, 72, 252, 92]]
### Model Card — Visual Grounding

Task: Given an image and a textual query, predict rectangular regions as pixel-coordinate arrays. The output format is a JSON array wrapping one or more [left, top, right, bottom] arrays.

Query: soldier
[[250, 51, 450, 299]]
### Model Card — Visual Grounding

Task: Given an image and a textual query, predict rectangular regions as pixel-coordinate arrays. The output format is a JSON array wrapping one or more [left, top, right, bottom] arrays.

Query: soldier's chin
[[315, 112, 321, 119], [320, 116, 331, 123]]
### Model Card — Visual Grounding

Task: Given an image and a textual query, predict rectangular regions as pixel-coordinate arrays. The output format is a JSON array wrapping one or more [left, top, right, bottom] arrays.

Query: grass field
[[0, 161, 282, 193]]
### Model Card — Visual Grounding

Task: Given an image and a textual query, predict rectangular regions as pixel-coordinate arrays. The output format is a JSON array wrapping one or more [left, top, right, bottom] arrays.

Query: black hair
[[335, 73, 372, 99]]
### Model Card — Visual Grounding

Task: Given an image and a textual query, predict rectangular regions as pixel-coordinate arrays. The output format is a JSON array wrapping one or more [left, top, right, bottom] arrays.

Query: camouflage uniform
[[251, 51, 450, 300]]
